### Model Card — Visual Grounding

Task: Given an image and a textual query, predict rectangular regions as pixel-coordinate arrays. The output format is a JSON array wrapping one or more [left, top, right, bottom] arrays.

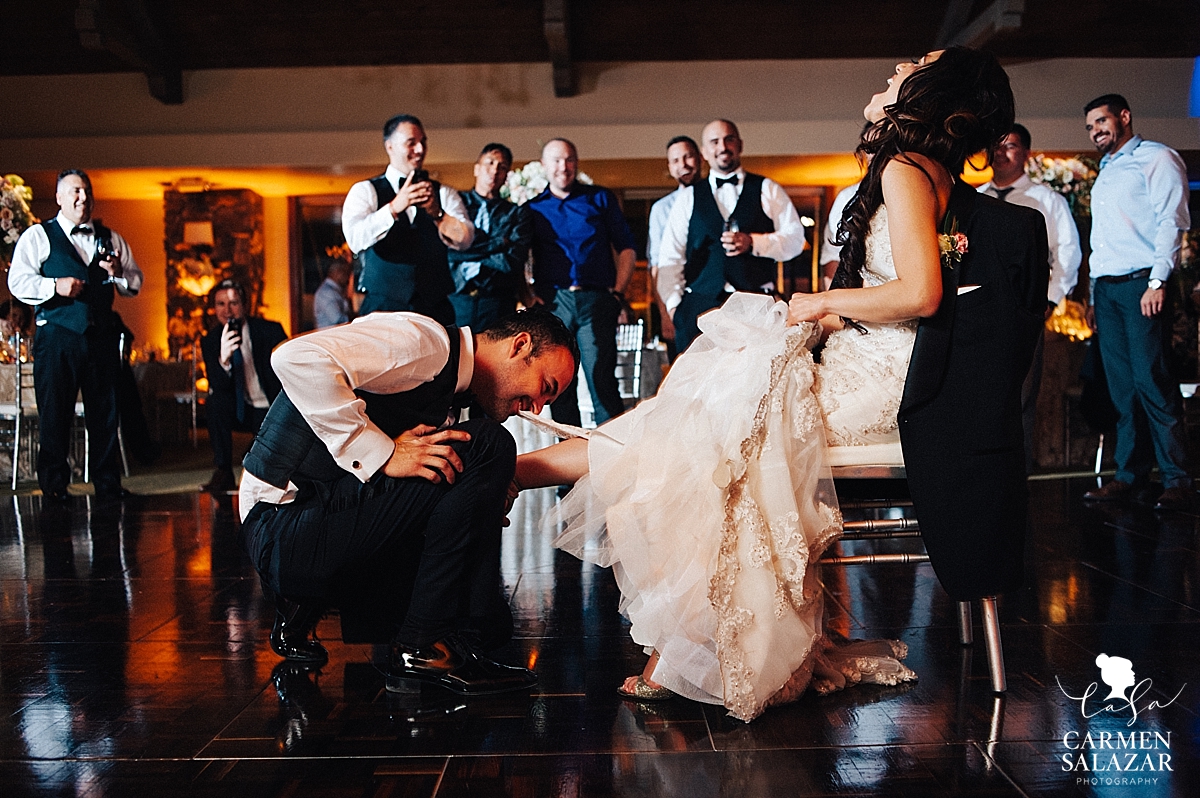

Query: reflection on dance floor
[[0, 477, 1197, 796]]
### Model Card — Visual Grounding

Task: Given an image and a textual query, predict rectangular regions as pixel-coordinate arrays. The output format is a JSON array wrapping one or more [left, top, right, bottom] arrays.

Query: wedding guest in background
[[977, 123, 1082, 472], [657, 119, 807, 352], [341, 114, 474, 324], [647, 135, 701, 359], [448, 143, 534, 332], [314, 259, 353, 329], [820, 180, 860, 290], [528, 138, 637, 427], [7, 169, 143, 502], [1080, 94, 1192, 510], [200, 280, 286, 494]]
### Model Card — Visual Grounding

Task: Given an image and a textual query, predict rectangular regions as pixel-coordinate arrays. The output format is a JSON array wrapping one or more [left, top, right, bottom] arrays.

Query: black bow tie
[[71, 225, 92, 236], [715, 175, 739, 189]]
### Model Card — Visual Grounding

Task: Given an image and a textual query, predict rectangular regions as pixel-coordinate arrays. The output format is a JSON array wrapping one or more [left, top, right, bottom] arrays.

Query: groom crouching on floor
[[238, 309, 578, 695]]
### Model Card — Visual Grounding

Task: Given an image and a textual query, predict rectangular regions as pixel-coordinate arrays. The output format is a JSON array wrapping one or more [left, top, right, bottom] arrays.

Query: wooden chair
[[823, 442, 1007, 693]]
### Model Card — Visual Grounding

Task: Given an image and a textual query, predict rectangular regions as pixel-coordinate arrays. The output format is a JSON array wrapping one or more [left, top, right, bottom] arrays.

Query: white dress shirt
[[819, 181, 861, 267], [978, 174, 1082, 305], [341, 164, 474, 255], [238, 313, 474, 520], [220, 319, 270, 409], [656, 168, 806, 312], [7, 213, 143, 308], [646, 186, 687, 270]]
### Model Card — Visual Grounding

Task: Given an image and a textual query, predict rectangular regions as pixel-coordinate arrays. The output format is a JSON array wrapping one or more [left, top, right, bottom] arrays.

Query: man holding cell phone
[[7, 169, 143, 502], [656, 119, 807, 353], [342, 114, 475, 325], [200, 279, 286, 494]]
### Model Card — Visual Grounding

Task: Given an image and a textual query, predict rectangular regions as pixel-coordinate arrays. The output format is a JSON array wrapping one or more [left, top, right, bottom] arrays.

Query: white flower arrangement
[[1025, 155, 1099, 217], [500, 160, 593, 205], [1, 174, 38, 266]]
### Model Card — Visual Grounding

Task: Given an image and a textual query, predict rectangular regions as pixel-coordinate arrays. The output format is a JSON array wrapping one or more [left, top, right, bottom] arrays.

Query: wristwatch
[[1148, 278, 1164, 291]]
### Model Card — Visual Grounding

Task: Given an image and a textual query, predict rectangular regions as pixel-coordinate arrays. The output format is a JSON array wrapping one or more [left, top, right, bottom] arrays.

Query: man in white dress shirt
[[819, 180, 861, 291], [977, 123, 1082, 472], [646, 135, 700, 357], [238, 309, 577, 694], [657, 119, 806, 352], [7, 169, 143, 502], [341, 114, 474, 324]]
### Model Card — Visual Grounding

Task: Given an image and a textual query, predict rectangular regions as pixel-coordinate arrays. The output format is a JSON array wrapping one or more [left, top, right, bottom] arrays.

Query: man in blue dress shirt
[[528, 138, 637, 427], [1081, 94, 1193, 510]]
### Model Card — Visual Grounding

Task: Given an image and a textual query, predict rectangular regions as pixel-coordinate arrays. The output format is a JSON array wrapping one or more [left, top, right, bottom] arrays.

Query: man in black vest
[[341, 114, 475, 324], [200, 280, 287, 493], [7, 169, 144, 502], [238, 309, 577, 696], [656, 120, 807, 352]]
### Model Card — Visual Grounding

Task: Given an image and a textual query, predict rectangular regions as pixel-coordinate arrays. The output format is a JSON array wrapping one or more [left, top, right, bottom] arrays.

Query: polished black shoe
[[270, 596, 328, 665], [202, 467, 237, 494], [386, 634, 537, 696], [41, 489, 70, 504]]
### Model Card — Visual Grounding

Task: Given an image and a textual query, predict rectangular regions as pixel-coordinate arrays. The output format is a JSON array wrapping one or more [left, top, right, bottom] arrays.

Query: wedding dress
[[546, 207, 917, 721]]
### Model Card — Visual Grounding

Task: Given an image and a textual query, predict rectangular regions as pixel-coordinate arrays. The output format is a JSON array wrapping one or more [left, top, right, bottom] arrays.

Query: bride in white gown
[[513, 47, 1016, 721]]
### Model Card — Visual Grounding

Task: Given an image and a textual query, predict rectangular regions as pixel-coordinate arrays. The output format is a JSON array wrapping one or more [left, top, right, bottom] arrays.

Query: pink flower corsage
[[937, 218, 968, 268]]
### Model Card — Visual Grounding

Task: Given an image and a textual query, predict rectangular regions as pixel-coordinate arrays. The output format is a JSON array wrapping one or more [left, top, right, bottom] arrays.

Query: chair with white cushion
[[823, 442, 1007, 692]]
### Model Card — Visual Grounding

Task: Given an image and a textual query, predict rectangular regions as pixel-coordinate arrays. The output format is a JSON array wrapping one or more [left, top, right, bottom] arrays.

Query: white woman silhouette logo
[[1095, 653, 1136, 703]]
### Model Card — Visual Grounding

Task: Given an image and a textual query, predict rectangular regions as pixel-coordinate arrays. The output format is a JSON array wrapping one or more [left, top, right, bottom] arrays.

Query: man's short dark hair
[[1009, 123, 1031, 150], [667, 135, 699, 154], [210, 278, 248, 308], [479, 143, 514, 166], [56, 169, 91, 189], [1084, 94, 1131, 116], [480, 308, 580, 368], [383, 114, 424, 140]]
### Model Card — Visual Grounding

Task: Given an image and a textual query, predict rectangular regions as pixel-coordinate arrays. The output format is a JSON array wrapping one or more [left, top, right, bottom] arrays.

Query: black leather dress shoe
[[270, 596, 328, 665], [386, 634, 537, 696], [202, 468, 237, 494], [42, 489, 70, 503]]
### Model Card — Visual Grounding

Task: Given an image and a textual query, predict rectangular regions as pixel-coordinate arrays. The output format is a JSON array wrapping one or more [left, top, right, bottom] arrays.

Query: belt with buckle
[[1096, 268, 1151, 284]]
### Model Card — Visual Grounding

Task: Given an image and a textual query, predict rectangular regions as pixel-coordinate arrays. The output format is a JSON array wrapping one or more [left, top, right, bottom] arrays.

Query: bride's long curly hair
[[831, 47, 1015, 290]]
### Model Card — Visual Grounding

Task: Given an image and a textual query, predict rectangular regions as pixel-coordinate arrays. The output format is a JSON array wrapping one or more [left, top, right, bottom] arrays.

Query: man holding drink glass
[[7, 169, 143, 501]]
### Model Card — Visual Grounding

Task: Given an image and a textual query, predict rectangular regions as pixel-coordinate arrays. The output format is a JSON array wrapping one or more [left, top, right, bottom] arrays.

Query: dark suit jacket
[[201, 316, 288, 409], [898, 180, 1050, 601]]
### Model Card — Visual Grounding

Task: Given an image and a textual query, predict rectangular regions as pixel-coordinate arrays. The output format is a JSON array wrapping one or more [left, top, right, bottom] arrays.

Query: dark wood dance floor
[[1, 476, 1197, 797]]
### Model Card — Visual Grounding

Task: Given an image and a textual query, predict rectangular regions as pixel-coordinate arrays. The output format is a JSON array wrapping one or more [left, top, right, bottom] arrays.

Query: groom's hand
[[383, 424, 470, 483]]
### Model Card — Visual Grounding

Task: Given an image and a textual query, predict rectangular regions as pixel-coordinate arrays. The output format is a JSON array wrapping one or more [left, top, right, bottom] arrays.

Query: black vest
[[684, 174, 777, 298], [242, 326, 465, 491], [357, 175, 455, 322], [36, 220, 116, 334]]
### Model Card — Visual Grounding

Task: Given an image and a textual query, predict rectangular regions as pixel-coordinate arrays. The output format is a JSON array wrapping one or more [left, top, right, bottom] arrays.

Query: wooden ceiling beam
[[75, 0, 182, 104], [937, 0, 1025, 50], [543, 0, 577, 98]]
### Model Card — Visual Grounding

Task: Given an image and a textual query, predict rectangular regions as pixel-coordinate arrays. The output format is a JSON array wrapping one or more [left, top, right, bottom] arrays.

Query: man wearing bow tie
[[656, 119, 807, 353], [7, 169, 144, 502]]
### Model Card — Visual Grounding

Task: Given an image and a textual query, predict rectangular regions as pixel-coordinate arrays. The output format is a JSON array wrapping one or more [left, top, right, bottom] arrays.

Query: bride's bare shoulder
[[882, 153, 952, 186]]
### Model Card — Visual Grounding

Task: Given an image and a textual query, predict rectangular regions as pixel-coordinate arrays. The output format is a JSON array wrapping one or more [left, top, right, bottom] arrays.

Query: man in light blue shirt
[[1081, 94, 1192, 510], [647, 135, 700, 358]]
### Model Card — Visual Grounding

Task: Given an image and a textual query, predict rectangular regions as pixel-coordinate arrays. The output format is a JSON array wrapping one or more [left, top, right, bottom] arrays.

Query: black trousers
[[547, 288, 625, 426], [207, 389, 268, 470], [33, 323, 122, 496], [241, 417, 516, 648]]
